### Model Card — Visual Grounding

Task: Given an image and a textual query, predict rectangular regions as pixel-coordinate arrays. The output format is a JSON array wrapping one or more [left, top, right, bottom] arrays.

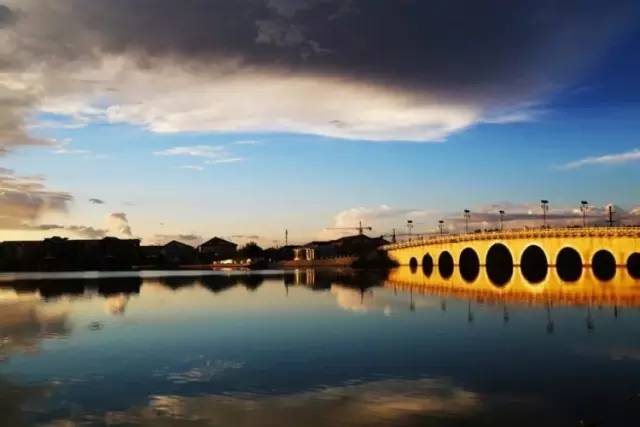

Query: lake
[[1, 268, 639, 426]]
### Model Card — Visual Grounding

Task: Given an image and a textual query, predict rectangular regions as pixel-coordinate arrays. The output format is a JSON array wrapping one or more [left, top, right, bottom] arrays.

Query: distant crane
[[326, 220, 372, 236]]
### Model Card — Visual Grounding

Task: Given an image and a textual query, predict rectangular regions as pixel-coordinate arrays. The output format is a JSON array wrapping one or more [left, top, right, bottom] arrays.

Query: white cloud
[[481, 107, 544, 124], [560, 148, 640, 169], [318, 205, 435, 240], [50, 138, 90, 155], [444, 202, 640, 229], [107, 212, 133, 237], [172, 165, 204, 172], [320, 201, 640, 240], [234, 140, 262, 145], [14, 56, 481, 143], [205, 158, 244, 165], [155, 145, 243, 166], [155, 145, 227, 159]]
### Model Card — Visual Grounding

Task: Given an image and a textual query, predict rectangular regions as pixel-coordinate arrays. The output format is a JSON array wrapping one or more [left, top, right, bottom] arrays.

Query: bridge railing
[[383, 226, 640, 250]]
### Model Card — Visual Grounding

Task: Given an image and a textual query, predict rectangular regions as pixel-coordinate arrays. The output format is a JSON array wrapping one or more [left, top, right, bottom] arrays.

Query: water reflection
[[0, 269, 639, 426], [89, 378, 487, 426], [393, 265, 640, 308], [0, 296, 70, 361]]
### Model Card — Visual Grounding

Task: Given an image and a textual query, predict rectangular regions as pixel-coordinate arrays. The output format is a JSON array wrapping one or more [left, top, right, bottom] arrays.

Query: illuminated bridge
[[384, 227, 640, 286]]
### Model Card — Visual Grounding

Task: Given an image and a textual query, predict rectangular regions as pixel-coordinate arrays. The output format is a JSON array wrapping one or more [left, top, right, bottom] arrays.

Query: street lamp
[[499, 210, 505, 231], [407, 220, 414, 240], [607, 204, 615, 227], [463, 209, 471, 234], [438, 220, 445, 235], [580, 201, 589, 228], [541, 200, 549, 229]]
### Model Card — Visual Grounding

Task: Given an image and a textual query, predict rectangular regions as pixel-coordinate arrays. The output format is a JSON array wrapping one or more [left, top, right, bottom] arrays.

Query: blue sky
[[0, 1, 639, 245]]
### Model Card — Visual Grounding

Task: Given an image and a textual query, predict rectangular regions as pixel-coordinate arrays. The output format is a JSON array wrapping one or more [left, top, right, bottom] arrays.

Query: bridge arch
[[422, 253, 434, 277], [592, 249, 616, 281], [409, 257, 418, 272], [628, 253, 640, 279], [486, 243, 513, 286], [459, 248, 480, 282], [556, 247, 582, 282], [520, 244, 548, 284], [438, 251, 454, 279]]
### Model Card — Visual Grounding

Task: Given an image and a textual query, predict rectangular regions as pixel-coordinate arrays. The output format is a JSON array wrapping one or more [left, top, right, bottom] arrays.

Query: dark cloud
[[0, 4, 15, 28], [89, 198, 105, 205], [59, 0, 636, 101], [0, 83, 50, 152], [0, 0, 637, 144]]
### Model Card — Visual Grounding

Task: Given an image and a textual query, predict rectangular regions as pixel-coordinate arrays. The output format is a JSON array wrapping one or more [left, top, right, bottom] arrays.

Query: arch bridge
[[384, 227, 640, 286]]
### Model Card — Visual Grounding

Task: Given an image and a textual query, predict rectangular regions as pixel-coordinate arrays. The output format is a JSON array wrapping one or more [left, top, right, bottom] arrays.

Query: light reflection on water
[[0, 268, 639, 426]]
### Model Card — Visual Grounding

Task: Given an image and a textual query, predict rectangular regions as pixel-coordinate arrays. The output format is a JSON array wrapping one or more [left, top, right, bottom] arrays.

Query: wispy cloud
[[234, 140, 262, 145], [27, 118, 87, 130], [481, 107, 544, 124], [206, 158, 244, 165], [51, 138, 90, 155], [89, 198, 106, 205], [173, 165, 204, 171], [155, 145, 243, 166], [155, 145, 227, 159], [560, 148, 640, 169]]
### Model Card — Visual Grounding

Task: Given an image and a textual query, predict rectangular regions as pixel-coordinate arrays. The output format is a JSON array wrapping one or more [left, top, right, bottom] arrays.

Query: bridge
[[383, 227, 640, 286]]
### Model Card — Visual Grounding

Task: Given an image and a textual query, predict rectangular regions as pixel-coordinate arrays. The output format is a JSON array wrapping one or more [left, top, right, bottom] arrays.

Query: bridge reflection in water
[[387, 266, 640, 310]]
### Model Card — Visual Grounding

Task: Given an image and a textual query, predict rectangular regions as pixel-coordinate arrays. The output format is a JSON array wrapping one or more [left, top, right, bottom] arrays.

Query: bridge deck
[[383, 227, 640, 251]]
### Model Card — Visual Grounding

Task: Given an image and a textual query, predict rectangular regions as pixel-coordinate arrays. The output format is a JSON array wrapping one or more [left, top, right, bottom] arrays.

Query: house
[[0, 237, 141, 271], [264, 245, 295, 262], [0, 241, 44, 271], [162, 241, 199, 266], [198, 237, 237, 262], [140, 245, 163, 266], [294, 235, 389, 261]]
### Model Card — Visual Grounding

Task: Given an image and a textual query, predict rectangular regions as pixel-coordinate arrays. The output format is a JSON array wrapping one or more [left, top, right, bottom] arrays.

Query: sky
[[0, 0, 639, 246]]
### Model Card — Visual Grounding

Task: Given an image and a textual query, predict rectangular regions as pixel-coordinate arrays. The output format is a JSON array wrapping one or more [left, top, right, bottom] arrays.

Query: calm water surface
[[1, 268, 639, 426]]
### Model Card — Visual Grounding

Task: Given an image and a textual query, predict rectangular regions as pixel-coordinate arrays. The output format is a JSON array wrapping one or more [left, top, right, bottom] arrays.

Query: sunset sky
[[1, 0, 639, 246]]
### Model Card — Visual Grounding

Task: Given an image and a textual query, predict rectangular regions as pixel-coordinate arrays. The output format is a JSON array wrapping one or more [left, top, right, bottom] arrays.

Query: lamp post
[[607, 204, 615, 227], [463, 209, 471, 234], [499, 210, 505, 231], [580, 201, 589, 227], [407, 220, 414, 240], [438, 220, 445, 235], [541, 200, 549, 229]]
